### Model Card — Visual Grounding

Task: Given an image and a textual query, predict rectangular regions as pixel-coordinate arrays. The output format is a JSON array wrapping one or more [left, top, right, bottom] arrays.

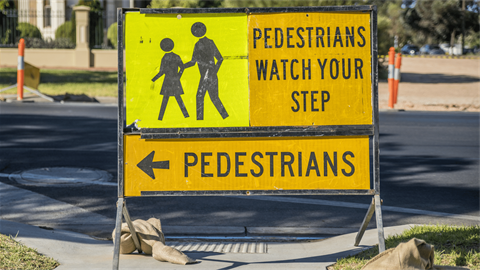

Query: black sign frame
[[113, 6, 384, 269]]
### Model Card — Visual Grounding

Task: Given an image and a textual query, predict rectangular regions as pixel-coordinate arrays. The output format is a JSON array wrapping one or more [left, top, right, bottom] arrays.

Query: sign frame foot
[[112, 198, 143, 270], [354, 197, 375, 246], [112, 198, 123, 270], [374, 194, 386, 253], [354, 195, 385, 253]]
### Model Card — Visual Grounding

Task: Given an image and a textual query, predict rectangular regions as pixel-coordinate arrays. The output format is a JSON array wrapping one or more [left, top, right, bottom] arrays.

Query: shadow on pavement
[[401, 73, 479, 84]]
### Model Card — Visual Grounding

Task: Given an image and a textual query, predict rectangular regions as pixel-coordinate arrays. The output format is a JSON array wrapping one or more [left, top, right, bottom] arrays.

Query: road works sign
[[114, 7, 385, 269], [125, 9, 372, 128], [119, 6, 380, 196]]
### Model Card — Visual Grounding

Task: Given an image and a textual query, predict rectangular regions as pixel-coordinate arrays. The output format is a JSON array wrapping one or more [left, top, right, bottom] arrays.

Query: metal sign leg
[[112, 198, 143, 270], [374, 194, 386, 252], [354, 197, 375, 246], [112, 198, 124, 270], [0, 84, 17, 93], [122, 200, 143, 254], [354, 196, 385, 253]]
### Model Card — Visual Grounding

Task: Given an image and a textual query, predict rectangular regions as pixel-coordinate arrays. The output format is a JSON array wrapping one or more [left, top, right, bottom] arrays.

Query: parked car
[[429, 48, 445, 55], [463, 47, 475, 54], [401, 44, 420, 55], [420, 44, 444, 55], [439, 43, 450, 52]]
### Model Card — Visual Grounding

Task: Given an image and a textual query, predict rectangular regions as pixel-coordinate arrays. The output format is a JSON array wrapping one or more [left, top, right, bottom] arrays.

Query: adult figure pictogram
[[152, 38, 189, 121], [185, 22, 229, 120]]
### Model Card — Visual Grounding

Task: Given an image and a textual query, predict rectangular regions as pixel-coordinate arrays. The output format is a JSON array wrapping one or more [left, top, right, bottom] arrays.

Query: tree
[[223, 0, 359, 8], [149, 0, 220, 8], [0, 0, 14, 10], [77, 0, 102, 11], [197, 0, 222, 8], [404, 0, 479, 46], [465, 30, 480, 48], [150, 0, 198, 8], [377, 15, 392, 55]]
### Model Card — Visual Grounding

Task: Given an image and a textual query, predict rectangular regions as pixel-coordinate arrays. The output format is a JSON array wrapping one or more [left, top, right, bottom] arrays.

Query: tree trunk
[[450, 30, 456, 47]]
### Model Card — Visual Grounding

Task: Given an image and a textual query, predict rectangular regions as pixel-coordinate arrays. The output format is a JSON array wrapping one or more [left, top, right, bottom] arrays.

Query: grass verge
[[329, 224, 480, 270], [0, 68, 118, 97], [0, 233, 59, 270]]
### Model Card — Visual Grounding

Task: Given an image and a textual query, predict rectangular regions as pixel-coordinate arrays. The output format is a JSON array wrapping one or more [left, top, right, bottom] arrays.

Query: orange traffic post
[[393, 53, 402, 104], [387, 47, 395, 108], [17, 38, 25, 101]]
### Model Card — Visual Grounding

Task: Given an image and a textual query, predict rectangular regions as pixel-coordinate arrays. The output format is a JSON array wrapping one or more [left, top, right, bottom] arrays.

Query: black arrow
[[137, 151, 170, 180]]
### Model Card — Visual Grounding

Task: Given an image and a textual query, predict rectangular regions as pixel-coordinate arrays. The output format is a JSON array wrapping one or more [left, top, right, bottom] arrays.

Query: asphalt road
[[0, 103, 478, 236]]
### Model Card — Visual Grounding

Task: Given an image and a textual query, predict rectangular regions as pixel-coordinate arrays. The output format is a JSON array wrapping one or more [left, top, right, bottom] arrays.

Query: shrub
[[21, 37, 75, 49], [17, 22, 42, 39], [107, 22, 117, 48], [55, 21, 75, 44]]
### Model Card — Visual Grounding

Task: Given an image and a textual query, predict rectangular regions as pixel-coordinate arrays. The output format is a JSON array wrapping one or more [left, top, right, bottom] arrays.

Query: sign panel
[[125, 11, 372, 129], [125, 12, 249, 128], [124, 134, 370, 196], [249, 12, 372, 126], [24, 62, 40, 89]]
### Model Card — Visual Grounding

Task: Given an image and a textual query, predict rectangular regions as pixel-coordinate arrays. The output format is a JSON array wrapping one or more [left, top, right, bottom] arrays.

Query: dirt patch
[[379, 57, 479, 112]]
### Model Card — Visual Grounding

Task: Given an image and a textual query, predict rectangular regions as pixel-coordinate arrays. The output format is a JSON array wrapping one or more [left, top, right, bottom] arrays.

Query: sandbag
[[362, 238, 468, 270], [112, 218, 196, 265]]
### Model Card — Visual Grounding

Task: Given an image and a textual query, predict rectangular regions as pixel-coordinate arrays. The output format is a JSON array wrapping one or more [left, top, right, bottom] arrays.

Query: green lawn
[[0, 68, 118, 97], [330, 225, 480, 270], [0, 233, 59, 270]]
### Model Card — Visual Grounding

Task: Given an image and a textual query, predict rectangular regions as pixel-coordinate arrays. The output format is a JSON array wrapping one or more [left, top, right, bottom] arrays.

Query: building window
[[44, 1, 51, 27], [66, 5, 73, 21]]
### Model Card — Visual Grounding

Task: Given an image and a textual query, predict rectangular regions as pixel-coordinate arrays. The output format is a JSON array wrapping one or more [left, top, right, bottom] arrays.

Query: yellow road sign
[[248, 12, 372, 126], [125, 11, 373, 129], [124, 134, 370, 196], [24, 62, 40, 89], [125, 12, 249, 128]]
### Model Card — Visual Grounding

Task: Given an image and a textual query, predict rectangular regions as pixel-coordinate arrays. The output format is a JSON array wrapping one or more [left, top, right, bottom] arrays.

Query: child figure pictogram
[[152, 38, 189, 121]]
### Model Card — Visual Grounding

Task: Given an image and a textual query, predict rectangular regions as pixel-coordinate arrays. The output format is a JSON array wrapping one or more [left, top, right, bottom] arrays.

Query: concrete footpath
[[0, 181, 413, 269], [0, 219, 411, 270]]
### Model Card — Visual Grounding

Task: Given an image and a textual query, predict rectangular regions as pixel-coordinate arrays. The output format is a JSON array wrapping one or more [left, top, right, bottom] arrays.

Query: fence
[[0, 9, 110, 49], [90, 10, 107, 49]]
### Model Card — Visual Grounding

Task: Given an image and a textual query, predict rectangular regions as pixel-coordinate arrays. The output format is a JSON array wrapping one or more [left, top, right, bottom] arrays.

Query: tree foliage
[[377, 15, 392, 55], [17, 22, 42, 39], [223, 0, 359, 7], [107, 22, 117, 48], [77, 0, 102, 11], [404, 0, 479, 45], [466, 29, 480, 48], [149, 0, 222, 8], [55, 21, 75, 44], [0, 0, 14, 10], [150, 0, 208, 8], [146, 0, 479, 51]]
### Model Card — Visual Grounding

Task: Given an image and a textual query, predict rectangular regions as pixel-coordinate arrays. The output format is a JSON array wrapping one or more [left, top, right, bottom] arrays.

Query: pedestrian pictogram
[[151, 22, 231, 121], [125, 13, 249, 128], [151, 38, 189, 120], [185, 22, 229, 120]]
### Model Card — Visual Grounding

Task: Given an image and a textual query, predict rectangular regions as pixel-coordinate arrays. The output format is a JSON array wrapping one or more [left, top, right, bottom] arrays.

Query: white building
[[17, 0, 141, 41]]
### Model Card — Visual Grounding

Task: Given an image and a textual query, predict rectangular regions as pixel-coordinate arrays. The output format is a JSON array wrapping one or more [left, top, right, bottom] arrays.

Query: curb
[[162, 226, 357, 236], [379, 54, 480, 59], [379, 108, 405, 112]]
